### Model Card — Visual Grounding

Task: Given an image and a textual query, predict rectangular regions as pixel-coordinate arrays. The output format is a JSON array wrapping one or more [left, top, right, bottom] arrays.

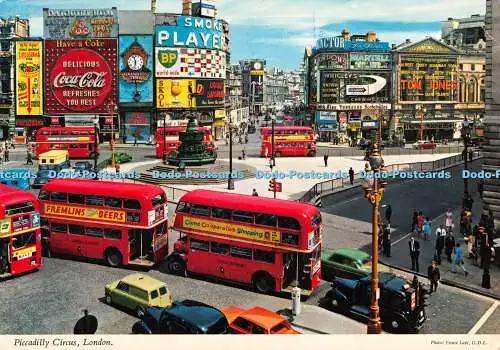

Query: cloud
[[29, 16, 43, 37]]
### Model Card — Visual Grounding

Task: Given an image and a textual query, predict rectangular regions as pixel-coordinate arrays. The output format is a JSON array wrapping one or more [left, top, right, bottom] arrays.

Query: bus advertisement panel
[[0, 184, 42, 279], [38, 179, 168, 268], [167, 190, 322, 296], [260, 126, 317, 157]]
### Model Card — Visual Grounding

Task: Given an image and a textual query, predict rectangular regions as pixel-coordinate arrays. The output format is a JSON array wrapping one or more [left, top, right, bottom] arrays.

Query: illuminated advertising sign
[[16, 41, 43, 116], [44, 39, 117, 115], [349, 53, 391, 70], [345, 73, 391, 103], [44, 203, 126, 223], [156, 79, 196, 108], [399, 55, 458, 102], [124, 112, 151, 143], [181, 217, 281, 243], [195, 80, 224, 107], [315, 111, 337, 124], [319, 72, 341, 103], [316, 53, 347, 70], [43, 8, 118, 39], [155, 47, 226, 79], [250, 75, 264, 103], [119, 35, 153, 104], [315, 37, 389, 52], [155, 16, 225, 50]]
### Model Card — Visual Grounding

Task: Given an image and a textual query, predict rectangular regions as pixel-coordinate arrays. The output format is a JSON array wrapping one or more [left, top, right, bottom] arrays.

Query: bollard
[[291, 287, 301, 315]]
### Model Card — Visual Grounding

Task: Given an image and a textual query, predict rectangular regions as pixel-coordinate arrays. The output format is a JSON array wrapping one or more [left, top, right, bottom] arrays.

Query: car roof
[[333, 248, 370, 261], [166, 300, 225, 329], [237, 307, 286, 328], [120, 274, 166, 291], [362, 272, 407, 291]]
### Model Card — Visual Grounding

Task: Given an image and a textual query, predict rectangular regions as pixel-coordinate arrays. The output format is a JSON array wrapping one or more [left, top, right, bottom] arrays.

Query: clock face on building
[[128, 54, 144, 70], [253, 62, 262, 70]]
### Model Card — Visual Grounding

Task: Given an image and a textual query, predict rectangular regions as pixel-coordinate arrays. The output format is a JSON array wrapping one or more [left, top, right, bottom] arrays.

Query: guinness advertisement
[[399, 55, 458, 103], [44, 39, 118, 114]]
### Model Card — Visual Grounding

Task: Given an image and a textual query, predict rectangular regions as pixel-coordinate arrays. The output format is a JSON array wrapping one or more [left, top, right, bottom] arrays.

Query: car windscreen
[[206, 316, 228, 334]]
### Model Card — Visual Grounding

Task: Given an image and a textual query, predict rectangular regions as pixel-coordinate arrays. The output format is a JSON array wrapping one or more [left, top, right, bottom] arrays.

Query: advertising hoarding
[[156, 79, 196, 108], [155, 47, 226, 78], [315, 37, 389, 52], [345, 73, 391, 103], [315, 111, 337, 124], [16, 41, 43, 116], [155, 16, 225, 50], [43, 8, 118, 39], [319, 72, 341, 103], [399, 55, 458, 102], [119, 35, 153, 104], [349, 53, 391, 70], [44, 39, 117, 115], [124, 112, 151, 143], [316, 53, 348, 70], [195, 80, 224, 107]]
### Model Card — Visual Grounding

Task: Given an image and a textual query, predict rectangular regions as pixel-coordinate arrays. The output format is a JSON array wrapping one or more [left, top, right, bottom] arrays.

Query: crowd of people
[[0, 139, 15, 164]]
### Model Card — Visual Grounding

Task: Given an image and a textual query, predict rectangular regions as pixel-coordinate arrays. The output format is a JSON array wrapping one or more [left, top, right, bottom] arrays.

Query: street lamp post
[[462, 120, 472, 210], [92, 116, 99, 172], [228, 116, 234, 190], [270, 114, 276, 168], [362, 110, 386, 335], [108, 103, 118, 170], [163, 112, 167, 164], [419, 106, 427, 141]]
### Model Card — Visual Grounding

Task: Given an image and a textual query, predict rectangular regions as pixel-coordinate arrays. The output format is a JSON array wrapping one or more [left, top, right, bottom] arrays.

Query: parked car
[[321, 248, 390, 282], [222, 306, 301, 334], [104, 273, 172, 318], [107, 152, 132, 164], [74, 161, 92, 172], [413, 141, 437, 149], [320, 272, 427, 333], [132, 299, 229, 334]]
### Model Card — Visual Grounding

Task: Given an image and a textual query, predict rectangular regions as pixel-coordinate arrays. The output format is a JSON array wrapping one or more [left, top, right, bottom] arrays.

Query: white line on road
[[391, 231, 412, 245], [467, 301, 499, 334]]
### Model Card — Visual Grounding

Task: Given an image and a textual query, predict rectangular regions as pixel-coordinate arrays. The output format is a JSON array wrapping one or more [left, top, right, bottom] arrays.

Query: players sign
[[16, 41, 43, 116], [155, 47, 226, 79]]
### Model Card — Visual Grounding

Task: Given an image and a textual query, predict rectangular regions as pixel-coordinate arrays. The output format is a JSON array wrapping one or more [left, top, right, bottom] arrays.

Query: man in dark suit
[[409, 236, 420, 272]]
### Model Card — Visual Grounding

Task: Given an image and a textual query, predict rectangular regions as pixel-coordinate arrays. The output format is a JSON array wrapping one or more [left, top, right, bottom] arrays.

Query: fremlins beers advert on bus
[[44, 203, 126, 223]]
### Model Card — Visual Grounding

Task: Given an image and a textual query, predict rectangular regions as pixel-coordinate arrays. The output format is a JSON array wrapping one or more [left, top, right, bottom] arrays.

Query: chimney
[[182, 0, 192, 16], [341, 27, 350, 40], [366, 31, 377, 42], [151, 0, 156, 14]]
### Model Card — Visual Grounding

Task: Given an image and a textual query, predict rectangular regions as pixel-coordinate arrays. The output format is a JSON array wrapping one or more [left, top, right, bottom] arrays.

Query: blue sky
[[3, 0, 485, 70]]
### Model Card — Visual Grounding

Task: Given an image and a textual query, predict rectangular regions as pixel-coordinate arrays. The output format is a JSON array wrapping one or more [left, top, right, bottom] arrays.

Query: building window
[[471, 64, 475, 71]]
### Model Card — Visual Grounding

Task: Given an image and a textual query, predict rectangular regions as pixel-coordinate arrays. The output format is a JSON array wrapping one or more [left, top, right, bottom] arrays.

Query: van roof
[[39, 150, 69, 158], [120, 273, 166, 291]]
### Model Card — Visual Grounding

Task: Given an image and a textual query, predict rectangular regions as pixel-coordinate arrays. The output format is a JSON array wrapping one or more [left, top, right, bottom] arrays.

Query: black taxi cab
[[320, 272, 427, 333]]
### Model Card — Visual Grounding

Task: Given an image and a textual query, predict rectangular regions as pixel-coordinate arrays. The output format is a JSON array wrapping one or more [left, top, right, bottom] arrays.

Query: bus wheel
[[274, 151, 282, 157], [167, 257, 186, 277], [253, 272, 274, 294], [105, 249, 122, 267], [308, 151, 316, 157]]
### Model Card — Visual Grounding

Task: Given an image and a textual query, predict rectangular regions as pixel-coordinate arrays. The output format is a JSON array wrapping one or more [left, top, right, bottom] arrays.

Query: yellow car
[[105, 273, 172, 318]]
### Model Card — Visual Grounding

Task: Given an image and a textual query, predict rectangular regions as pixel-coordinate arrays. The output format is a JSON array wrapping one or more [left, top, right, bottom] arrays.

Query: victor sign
[[44, 39, 117, 114]]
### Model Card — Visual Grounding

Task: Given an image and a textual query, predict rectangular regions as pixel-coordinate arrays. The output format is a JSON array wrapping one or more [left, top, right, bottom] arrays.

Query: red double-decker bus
[[0, 184, 42, 279], [38, 179, 168, 267], [35, 126, 99, 159], [260, 126, 317, 157], [167, 190, 322, 296], [156, 127, 215, 158]]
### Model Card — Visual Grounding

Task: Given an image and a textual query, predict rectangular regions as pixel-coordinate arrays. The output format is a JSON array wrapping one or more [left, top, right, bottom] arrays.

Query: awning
[[408, 119, 463, 124]]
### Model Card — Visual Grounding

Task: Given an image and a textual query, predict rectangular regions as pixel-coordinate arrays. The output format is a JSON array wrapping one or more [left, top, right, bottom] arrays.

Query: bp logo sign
[[158, 49, 179, 68]]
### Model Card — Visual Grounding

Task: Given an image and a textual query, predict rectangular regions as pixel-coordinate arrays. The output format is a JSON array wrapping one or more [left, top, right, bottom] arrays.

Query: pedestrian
[[383, 204, 392, 225], [445, 232, 455, 263], [416, 212, 424, 237], [423, 217, 431, 241], [452, 242, 468, 276], [464, 231, 475, 259], [445, 208, 454, 233], [26, 149, 33, 165], [383, 224, 391, 257], [4, 146, 8, 162], [469, 150, 473, 162], [487, 210, 495, 231], [252, 188, 258, 196], [348, 167, 354, 185], [460, 209, 469, 236], [411, 209, 418, 233], [323, 154, 328, 167], [134, 136, 138, 147], [409, 236, 420, 272], [427, 260, 440, 294], [435, 225, 446, 265]]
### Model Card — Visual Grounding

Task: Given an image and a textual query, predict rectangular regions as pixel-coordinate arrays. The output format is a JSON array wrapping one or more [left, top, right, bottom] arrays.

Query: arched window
[[467, 79, 477, 103], [458, 77, 466, 103], [479, 79, 485, 102]]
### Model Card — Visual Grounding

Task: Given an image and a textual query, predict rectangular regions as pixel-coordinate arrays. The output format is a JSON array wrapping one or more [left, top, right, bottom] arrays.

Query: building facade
[[0, 16, 29, 140], [442, 14, 486, 51]]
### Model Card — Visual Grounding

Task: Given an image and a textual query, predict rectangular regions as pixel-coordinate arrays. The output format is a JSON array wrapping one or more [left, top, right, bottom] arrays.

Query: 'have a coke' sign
[[45, 39, 117, 114]]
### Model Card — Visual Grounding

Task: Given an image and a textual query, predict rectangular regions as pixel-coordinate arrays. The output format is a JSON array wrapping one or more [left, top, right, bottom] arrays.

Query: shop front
[[15, 117, 45, 142], [213, 109, 226, 140], [315, 111, 338, 142], [122, 111, 152, 144]]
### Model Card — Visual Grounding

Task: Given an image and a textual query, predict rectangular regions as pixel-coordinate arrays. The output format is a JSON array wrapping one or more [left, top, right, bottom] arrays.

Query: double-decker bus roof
[[0, 184, 37, 208], [158, 127, 210, 133], [41, 179, 165, 200], [179, 189, 319, 219], [261, 126, 313, 132]]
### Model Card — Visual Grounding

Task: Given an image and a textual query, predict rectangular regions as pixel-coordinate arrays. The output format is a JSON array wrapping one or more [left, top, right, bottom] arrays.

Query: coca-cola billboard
[[44, 39, 117, 114]]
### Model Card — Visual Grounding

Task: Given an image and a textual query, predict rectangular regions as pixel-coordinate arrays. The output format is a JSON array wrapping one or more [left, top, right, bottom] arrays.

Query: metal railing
[[298, 151, 482, 204], [321, 145, 467, 158]]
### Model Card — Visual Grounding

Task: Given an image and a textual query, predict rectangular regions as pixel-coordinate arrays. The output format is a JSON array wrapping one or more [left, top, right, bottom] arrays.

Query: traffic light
[[268, 178, 276, 192]]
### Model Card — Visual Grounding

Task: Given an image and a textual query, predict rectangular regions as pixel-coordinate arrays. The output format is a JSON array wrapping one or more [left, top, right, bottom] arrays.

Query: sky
[[2, 0, 486, 70]]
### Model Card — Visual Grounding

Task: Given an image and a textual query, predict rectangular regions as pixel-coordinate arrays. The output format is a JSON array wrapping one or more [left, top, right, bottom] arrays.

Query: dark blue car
[[320, 272, 427, 333], [132, 299, 229, 334]]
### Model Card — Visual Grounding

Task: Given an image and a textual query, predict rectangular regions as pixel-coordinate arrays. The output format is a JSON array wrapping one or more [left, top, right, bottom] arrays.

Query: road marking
[[467, 301, 499, 334], [392, 231, 412, 245]]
